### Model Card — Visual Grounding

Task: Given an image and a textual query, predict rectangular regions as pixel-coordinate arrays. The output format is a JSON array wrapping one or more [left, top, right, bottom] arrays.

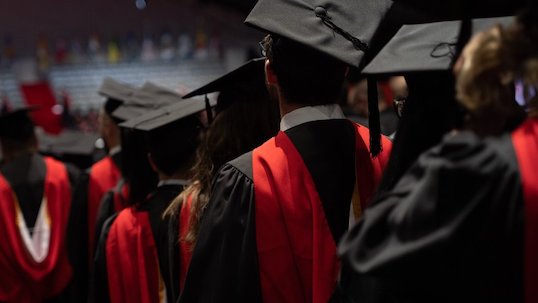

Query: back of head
[[263, 35, 347, 106], [146, 115, 202, 177], [0, 109, 38, 159]]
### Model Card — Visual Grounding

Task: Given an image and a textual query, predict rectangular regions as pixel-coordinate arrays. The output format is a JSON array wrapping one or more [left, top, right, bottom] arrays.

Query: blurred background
[[0, 0, 261, 134]]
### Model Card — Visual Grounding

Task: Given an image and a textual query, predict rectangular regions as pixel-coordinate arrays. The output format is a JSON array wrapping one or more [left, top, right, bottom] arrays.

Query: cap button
[[314, 6, 328, 18]]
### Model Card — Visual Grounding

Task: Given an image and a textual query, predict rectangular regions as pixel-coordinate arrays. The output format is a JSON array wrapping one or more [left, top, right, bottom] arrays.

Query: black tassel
[[368, 77, 382, 157], [315, 6, 369, 53], [205, 94, 214, 125]]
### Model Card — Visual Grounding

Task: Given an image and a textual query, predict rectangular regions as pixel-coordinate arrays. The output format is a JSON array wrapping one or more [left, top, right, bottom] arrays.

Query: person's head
[[262, 34, 348, 108], [0, 109, 38, 162], [146, 115, 202, 180], [454, 25, 526, 136], [98, 98, 122, 151]]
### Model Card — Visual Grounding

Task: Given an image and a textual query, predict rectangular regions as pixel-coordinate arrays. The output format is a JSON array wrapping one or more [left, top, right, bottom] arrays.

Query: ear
[[265, 59, 278, 86], [147, 153, 159, 173]]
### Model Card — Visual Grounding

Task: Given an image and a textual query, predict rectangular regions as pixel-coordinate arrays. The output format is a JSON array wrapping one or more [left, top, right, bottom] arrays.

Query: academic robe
[[0, 154, 75, 303], [66, 153, 121, 300], [179, 120, 392, 303], [338, 118, 538, 303], [92, 184, 184, 303]]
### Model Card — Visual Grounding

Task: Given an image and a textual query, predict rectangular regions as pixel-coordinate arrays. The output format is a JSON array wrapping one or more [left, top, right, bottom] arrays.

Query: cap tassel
[[368, 78, 382, 158], [205, 94, 214, 125], [314, 6, 369, 53]]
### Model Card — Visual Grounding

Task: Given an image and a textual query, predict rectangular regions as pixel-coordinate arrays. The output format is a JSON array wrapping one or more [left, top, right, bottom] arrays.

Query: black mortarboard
[[99, 77, 136, 117], [363, 17, 515, 76], [244, 0, 393, 68], [38, 130, 99, 157], [0, 107, 37, 141], [111, 82, 183, 123], [119, 97, 214, 132], [182, 58, 269, 115]]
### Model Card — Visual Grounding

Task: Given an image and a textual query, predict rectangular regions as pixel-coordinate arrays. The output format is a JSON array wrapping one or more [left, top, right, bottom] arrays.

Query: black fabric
[[179, 160, 262, 303], [0, 153, 46, 229], [94, 180, 126, 245], [284, 119, 356, 244], [138, 184, 184, 303], [110, 150, 122, 172], [66, 171, 90, 303], [90, 214, 117, 303], [339, 131, 525, 303], [166, 213, 180, 303]]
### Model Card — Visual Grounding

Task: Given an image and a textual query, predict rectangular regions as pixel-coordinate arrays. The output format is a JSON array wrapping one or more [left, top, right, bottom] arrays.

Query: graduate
[[339, 9, 538, 303], [92, 89, 204, 303], [0, 107, 78, 303], [179, 1, 393, 302], [164, 58, 280, 296]]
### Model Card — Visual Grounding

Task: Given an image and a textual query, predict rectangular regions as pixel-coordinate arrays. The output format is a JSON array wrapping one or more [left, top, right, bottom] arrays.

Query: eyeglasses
[[393, 97, 406, 119]]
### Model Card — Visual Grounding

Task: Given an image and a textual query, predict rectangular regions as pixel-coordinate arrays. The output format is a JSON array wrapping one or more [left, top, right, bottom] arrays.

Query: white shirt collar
[[158, 179, 190, 187], [280, 104, 346, 132], [109, 146, 121, 156]]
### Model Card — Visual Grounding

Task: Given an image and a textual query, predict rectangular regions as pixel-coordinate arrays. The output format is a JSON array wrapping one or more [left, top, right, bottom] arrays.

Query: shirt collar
[[109, 146, 121, 157], [279, 104, 346, 132]]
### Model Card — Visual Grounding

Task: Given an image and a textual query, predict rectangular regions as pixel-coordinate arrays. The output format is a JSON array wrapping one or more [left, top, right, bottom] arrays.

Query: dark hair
[[146, 116, 202, 176], [165, 85, 280, 244], [121, 128, 158, 206], [262, 34, 347, 106]]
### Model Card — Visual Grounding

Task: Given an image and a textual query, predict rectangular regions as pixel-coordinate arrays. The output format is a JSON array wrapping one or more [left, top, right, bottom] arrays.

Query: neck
[[279, 96, 304, 118], [158, 170, 190, 182]]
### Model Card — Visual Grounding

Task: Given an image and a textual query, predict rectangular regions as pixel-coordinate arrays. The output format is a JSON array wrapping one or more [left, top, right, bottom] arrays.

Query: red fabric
[[178, 195, 194, 291], [253, 123, 391, 303], [512, 118, 538, 303], [87, 156, 121, 259], [20, 82, 62, 134], [0, 157, 72, 303], [106, 208, 161, 303]]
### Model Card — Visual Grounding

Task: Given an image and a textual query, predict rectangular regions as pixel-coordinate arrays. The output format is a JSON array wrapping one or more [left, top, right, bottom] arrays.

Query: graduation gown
[[0, 155, 74, 303], [66, 153, 121, 300], [338, 119, 538, 303], [180, 120, 392, 303], [92, 184, 184, 303]]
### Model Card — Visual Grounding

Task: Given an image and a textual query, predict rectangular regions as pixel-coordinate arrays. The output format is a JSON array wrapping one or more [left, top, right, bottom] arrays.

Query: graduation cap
[[245, 0, 393, 68], [183, 58, 268, 118], [119, 97, 214, 132], [37, 130, 101, 168], [111, 83, 183, 123], [0, 106, 38, 141], [98, 77, 137, 117], [363, 17, 515, 76]]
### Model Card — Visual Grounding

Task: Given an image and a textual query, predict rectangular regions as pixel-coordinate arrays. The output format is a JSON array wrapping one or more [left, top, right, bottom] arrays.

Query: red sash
[[178, 195, 194, 291], [88, 156, 121, 258], [0, 157, 72, 303], [106, 208, 163, 303], [512, 118, 538, 303], [253, 123, 391, 303]]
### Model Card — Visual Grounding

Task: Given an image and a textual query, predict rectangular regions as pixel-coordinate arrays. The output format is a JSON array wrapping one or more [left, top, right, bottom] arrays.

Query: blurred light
[[135, 0, 147, 10], [51, 104, 64, 115], [95, 138, 105, 150]]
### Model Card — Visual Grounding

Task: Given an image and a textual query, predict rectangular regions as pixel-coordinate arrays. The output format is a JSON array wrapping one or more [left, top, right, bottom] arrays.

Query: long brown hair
[[165, 88, 279, 245]]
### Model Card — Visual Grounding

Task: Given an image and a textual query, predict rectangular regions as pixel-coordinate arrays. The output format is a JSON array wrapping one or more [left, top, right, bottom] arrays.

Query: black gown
[[66, 152, 121, 302], [179, 120, 362, 303], [0, 153, 80, 303], [91, 184, 183, 303], [338, 131, 524, 303]]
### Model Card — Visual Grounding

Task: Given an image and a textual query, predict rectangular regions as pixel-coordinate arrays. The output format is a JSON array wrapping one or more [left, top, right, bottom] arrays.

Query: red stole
[[88, 156, 121, 258], [512, 118, 538, 303], [178, 195, 194, 291], [106, 208, 163, 303], [253, 123, 391, 303], [0, 157, 72, 303]]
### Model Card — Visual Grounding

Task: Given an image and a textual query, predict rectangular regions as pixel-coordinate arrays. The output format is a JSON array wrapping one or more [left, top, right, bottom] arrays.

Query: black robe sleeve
[[179, 155, 262, 303], [89, 214, 118, 303], [94, 190, 116, 250], [338, 132, 524, 303], [166, 213, 180, 303]]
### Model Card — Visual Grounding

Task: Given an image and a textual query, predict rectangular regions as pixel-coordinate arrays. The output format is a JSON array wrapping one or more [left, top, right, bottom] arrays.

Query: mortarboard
[[182, 58, 269, 115], [99, 77, 137, 119], [244, 0, 393, 68], [0, 106, 38, 141], [37, 130, 101, 168], [111, 82, 183, 123], [363, 17, 515, 76], [119, 97, 214, 132]]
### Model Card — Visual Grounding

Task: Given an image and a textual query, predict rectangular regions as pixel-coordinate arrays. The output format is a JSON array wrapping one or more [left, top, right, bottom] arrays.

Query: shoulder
[[89, 156, 113, 174], [227, 151, 254, 181]]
